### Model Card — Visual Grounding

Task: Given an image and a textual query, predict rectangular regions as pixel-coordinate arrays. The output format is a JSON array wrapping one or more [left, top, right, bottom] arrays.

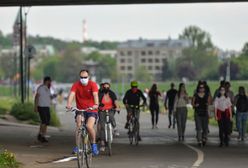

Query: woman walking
[[174, 83, 189, 141], [234, 86, 248, 141], [192, 83, 211, 147], [148, 84, 161, 129], [214, 86, 232, 147]]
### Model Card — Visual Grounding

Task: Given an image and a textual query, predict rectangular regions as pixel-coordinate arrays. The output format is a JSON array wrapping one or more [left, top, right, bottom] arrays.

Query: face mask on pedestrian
[[131, 87, 138, 93], [80, 77, 89, 86], [103, 87, 110, 94]]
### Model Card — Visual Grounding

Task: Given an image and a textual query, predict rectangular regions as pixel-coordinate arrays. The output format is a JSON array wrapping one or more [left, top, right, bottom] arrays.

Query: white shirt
[[37, 84, 51, 107], [214, 96, 232, 111]]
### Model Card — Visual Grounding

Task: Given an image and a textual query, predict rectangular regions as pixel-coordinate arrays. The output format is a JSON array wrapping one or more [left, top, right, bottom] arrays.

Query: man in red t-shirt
[[66, 69, 99, 156]]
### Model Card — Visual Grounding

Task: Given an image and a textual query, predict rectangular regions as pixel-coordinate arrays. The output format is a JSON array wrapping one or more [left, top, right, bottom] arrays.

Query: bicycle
[[128, 105, 143, 146], [100, 109, 119, 156], [67, 107, 93, 168]]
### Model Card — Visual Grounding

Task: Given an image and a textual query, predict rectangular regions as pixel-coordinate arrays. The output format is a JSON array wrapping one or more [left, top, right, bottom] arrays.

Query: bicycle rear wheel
[[84, 135, 92, 168], [77, 134, 84, 168]]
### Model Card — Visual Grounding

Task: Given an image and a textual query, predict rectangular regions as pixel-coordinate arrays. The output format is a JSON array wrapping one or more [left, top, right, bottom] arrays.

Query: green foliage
[[0, 86, 12, 97], [0, 31, 12, 49], [134, 66, 153, 82], [10, 102, 39, 123], [0, 150, 19, 168], [0, 53, 16, 79], [0, 98, 16, 115], [84, 40, 119, 50], [50, 108, 61, 127]]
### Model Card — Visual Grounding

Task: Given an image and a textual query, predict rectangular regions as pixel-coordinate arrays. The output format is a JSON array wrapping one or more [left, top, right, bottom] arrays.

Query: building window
[[141, 58, 146, 63], [155, 66, 160, 70], [148, 66, 153, 70], [148, 58, 153, 63], [120, 59, 125, 63], [141, 51, 146, 56], [148, 50, 153, 55], [155, 58, 160, 63], [119, 51, 125, 56], [120, 66, 125, 70], [128, 51, 132, 56], [128, 66, 132, 70]]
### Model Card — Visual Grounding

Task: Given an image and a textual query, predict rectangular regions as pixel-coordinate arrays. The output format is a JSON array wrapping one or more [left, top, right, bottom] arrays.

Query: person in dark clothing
[[192, 83, 211, 147], [98, 82, 120, 152], [148, 84, 161, 129], [234, 86, 248, 141], [123, 81, 146, 140], [164, 83, 177, 129]]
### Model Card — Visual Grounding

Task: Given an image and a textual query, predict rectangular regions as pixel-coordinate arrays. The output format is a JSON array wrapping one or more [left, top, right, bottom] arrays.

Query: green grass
[[0, 86, 13, 97], [112, 81, 248, 98], [0, 98, 17, 115], [0, 150, 19, 168]]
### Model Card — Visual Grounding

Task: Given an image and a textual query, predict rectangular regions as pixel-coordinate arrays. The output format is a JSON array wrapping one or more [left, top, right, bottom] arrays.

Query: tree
[[161, 59, 173, 80], [241, 42, 248, 56], [176, 61, 196, 80], [218, 61, 240, 80], [0, 53, 16, 79], [179, 25, 213, 51]]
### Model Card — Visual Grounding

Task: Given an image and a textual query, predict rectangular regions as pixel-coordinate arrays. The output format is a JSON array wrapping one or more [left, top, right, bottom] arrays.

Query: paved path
[[1, 103, 248, 168]]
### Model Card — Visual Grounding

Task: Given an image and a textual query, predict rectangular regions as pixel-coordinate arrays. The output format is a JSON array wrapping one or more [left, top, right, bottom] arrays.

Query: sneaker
[[91, 144, 99, 156], [41, 136, 49, 143], [124, 123, 129, 129], [72, 146, 79, 154], [155, 125, 158, 129], [138, 136, 142, 141], [100, 146, 105, 152], [37, 134, 42, 142], [114, 129, 120, 136]]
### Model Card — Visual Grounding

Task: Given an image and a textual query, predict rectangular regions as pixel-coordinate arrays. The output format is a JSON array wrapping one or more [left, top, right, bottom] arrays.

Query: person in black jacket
[[123, 81, 146, 140], [234, 86, 248, 141], [149, 83, 161, 129]]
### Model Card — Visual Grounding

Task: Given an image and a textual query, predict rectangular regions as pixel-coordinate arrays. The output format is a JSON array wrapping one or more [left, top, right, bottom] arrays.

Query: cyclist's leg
[[86, 114, 99, 155], [75, 113, 84, 146], [109, 110, 116, 128], [125, 107, 132, 129], [98, 111, 106, 147]]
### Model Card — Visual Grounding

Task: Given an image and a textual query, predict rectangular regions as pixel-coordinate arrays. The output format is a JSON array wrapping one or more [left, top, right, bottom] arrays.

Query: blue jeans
[[237, 112, 248, 139]]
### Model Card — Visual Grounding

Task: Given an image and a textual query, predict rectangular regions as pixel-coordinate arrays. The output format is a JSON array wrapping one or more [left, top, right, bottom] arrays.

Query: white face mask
[[80, 78, 89, 86]]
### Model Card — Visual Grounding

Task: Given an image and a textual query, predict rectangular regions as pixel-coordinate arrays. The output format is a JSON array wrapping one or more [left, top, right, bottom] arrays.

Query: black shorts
[[75, 111, 98, 121], [38, 107, 50, 125]]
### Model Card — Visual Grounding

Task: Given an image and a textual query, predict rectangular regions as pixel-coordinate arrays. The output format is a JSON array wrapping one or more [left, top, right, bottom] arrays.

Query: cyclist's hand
[[115, 107, 120, 114], [66, 105, 72, 112], [92, 104, 99, 110]]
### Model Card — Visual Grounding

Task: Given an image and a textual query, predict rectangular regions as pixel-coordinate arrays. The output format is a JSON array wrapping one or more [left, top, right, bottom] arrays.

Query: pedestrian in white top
[[214, 86, 232, 147], [34, 76, 52, 143]]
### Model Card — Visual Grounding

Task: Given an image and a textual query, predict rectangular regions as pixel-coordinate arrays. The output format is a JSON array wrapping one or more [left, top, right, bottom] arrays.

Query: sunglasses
[[80, 76, 88, 79]]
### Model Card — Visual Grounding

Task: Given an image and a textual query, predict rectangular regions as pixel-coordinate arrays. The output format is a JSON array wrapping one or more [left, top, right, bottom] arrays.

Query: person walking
[[164, 83, 177, 129], [173, 83, 189, 142], [34, 76, 52, 143], [214, 86, 232, 147], [234, 86, 248, 141], [148, 83, 161, 129], [192, 83, 211, 147]]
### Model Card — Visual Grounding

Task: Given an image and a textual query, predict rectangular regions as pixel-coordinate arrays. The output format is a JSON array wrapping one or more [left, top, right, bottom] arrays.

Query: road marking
[[52, 156, 77, 163], [183, 143, 204, 168]]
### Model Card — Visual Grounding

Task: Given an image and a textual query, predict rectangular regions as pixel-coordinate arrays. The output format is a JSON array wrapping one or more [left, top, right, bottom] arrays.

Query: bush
[[0, 150, 19, 168], [50, 108, 61, 127], [0, 98, 16, 115], [10, 102, 39, 123]]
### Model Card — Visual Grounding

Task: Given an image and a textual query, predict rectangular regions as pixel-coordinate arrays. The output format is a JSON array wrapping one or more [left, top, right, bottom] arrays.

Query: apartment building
[[116, 38, 191, 80]]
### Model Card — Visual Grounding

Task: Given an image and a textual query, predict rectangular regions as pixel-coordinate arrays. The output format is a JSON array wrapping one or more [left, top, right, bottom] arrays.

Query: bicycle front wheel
[[134, 120, 140, 146], [77, 134, 84, 168], [84, 135, 92, 168], [106, 124, 113, 156], [129, 123, 134, 145]]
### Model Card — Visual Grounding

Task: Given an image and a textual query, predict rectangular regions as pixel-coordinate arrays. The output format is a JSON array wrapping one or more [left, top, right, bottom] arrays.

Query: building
[[116, 38, 191, 80]]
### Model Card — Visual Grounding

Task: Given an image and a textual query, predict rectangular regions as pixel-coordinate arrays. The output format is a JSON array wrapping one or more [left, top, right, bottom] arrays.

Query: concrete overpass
[[0, 0, 248, 6]]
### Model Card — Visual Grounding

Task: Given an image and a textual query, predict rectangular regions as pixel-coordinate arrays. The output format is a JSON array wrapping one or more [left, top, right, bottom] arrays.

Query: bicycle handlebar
[[66, 107, 94, 113]]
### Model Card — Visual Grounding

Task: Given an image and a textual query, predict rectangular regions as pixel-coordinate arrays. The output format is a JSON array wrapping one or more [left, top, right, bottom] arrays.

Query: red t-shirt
[[100, 96, 113, 110], [70, 80, 99, 113]]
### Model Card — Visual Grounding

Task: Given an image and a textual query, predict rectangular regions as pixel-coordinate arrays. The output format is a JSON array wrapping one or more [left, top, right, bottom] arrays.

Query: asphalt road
[[1, 103, 248, 168]]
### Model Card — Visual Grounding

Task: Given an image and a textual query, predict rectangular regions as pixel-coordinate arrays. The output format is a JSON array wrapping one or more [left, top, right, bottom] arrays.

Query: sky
[[0, 2, 248, 51]]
